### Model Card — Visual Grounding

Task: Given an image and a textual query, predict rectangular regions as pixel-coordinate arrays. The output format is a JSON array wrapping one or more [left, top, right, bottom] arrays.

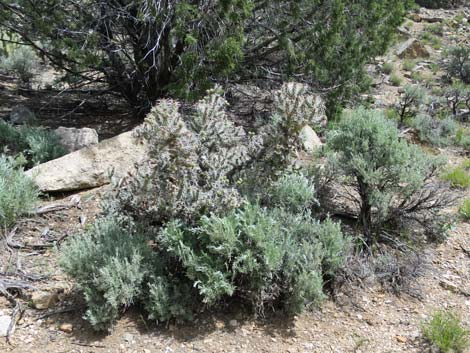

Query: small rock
[[229, 319, 238, 328], [439, 280, 459, 294], [214, 321, 225, 329], [31, 291, 58, 310], [59, 323, 73, 333], [409, 13, 421, 22], [410, 330, 420, 339], [420, 15, 444, 23], [396, 335, 408, 343], [0, 315, 12, 337], [123, 332, 134, 342]]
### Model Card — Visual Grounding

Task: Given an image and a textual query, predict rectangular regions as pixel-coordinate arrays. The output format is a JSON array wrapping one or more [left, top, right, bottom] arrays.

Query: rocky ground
[[0, 6, 469, 353]]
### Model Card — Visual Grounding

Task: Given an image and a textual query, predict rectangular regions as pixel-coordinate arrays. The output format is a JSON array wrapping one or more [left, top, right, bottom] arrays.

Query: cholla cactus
[[274, 82, 325, 133], [111, 90, 254, 225], [260, 82, 325, 177]]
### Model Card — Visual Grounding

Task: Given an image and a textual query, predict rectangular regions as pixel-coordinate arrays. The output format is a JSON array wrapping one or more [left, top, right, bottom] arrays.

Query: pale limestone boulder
[[26, 129, 147, 192], [299, 125, 323, 153], [55, 126, 99, 152]]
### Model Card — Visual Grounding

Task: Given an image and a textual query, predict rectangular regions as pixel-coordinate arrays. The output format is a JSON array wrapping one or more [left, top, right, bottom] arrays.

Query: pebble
[[396, 335, 408, 343], [31, 291, 58, 310], [229, 319, 238, 328], [59, 323, 73, 333], [123, 332, 134, 342]]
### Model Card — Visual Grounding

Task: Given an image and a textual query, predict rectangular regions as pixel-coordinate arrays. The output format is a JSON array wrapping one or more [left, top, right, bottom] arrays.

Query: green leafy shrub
[[442, 161, 470, 188], [0, 120, 67, 167], [459, 199, 470, 221], [390, 72, 403, 86], [403, 59, 416, 71], [455, 128, 470, 149], [445, 46, 470, 84], [20, 127, 67, 166], [382, 62, 394, 75], [412, 114, 458, 147], [420, 32, 442, 49], [422, 310, 469, 353], [0, 119, 25, 152], [0, 155, 39, 228], [427, 23, 444, 36], [0, 45, 38, 87], [396, 85, 425, 126], [326, 108, 451, 245]]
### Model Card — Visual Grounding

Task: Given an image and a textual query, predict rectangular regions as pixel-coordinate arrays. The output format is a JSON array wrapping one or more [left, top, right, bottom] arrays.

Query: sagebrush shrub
[[326, 108, 451, 245], [0, 155, 39, 228], [61, 202, 349, 329], [0, 119, 26, 153], [59, 218, 152, 330], [269, 173, 317, 213], [412, 114, 458, 147], [443, 83, 470, 118]]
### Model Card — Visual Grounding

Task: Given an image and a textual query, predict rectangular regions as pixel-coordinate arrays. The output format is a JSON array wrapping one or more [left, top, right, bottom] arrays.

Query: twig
[[6, 301, 24, 344], [0, 282, 25, 344], [38, 306, 81, 319], [5, 224, 53, 250], [459, 244, 470, 258], [33, 203, 74, 215], [71, 342, 106, 348]]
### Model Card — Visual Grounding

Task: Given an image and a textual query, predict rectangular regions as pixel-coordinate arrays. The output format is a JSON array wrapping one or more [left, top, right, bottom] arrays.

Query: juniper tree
[[0, 0, 410, 115]]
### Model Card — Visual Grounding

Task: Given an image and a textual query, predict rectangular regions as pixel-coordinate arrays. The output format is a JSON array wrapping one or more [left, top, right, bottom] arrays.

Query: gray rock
[[26, 129, 148, 192], [0, 315, 12, 337], [299, 125, 323, 152], [396, 39, 430, 59], [55, 126, 99, 152], [9, 105, 36, 125], [31, 290, 58, 310]]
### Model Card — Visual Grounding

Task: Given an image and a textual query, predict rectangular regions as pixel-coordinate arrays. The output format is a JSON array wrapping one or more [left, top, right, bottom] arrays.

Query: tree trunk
[[358, 177, 374, 246]]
